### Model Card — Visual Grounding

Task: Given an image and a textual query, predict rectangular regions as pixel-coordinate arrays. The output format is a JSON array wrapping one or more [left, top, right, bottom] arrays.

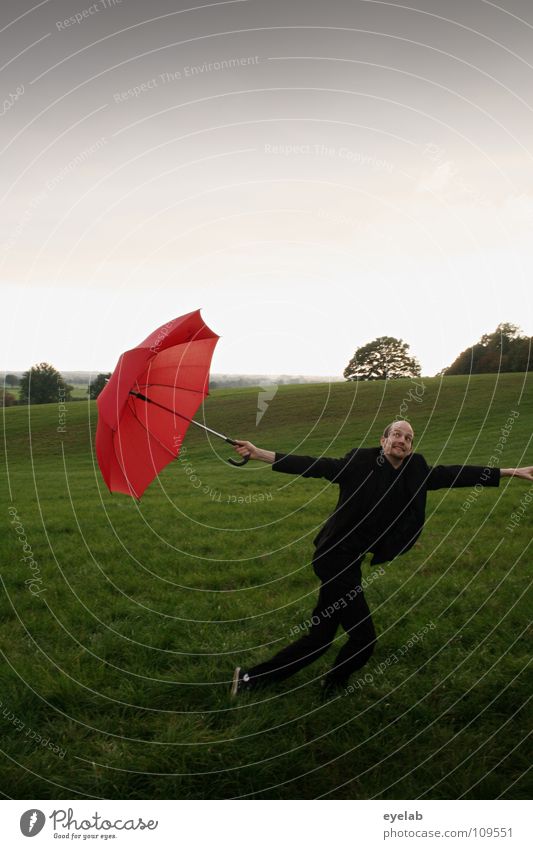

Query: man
[[230, 421, 532, 698]]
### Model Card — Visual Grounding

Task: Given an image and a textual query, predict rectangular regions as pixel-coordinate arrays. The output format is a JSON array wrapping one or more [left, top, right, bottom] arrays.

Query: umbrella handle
[[225, 438, 251, 466], [228, 455, 250, 466]]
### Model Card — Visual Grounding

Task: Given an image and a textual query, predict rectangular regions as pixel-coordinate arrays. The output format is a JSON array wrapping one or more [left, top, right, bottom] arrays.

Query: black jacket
[[272, 447, 500, 565]]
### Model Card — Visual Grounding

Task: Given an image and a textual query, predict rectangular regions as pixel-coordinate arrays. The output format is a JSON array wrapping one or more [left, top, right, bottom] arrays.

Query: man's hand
[[501, 466, 533, 481], [233, 440, 276, 464]]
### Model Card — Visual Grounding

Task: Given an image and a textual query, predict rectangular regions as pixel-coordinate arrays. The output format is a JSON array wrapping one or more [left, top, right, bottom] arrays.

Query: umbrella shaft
[[188, 417, 236, 444], [129, 391, 235, 444]]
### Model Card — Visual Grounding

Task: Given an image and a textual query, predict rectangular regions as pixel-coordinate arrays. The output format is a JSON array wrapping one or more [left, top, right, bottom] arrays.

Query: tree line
[[441, 323, 531, 375], [0, 364, 111, 407], [343, 323, 531, 381], [2, 323, 531, 406]]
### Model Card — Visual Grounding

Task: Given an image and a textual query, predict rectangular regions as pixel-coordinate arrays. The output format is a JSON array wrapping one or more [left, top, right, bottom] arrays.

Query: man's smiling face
[[380, 420, 414, 466]]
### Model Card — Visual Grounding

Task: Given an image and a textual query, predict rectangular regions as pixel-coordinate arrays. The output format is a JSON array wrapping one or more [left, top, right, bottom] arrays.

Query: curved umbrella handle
[[225, 438, 251, 467], [227, 454, 250, 466]]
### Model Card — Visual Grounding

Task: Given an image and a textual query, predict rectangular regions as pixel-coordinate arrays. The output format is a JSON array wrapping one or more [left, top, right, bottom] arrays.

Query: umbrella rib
[[110, 434, 140, 501], [136, 382, 205, 394]]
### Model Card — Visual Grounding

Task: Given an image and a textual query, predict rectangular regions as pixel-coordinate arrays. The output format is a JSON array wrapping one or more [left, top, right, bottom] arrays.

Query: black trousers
[[247, 548, 377, 686]]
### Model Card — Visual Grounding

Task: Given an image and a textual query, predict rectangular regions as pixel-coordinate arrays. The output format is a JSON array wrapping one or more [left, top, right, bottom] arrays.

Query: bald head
[[380, 420, 414, 467], [383, 420, 414, 439]]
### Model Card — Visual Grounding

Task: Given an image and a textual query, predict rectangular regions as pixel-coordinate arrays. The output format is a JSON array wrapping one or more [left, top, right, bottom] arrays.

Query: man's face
[[380, 420, 414, 462]]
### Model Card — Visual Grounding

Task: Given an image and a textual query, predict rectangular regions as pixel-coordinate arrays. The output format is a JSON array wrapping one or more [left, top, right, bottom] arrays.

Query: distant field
[[2, 382, 89, 402], [1, 374, 532, 799]]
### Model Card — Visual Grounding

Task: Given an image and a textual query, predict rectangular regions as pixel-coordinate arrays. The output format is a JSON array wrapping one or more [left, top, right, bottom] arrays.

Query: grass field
[[1, 374, 532, 800]]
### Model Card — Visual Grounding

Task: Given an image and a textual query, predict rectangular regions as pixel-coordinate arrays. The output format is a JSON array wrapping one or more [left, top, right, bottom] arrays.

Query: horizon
[[1, 368, 346, 378], [1, 321, 527, 377]]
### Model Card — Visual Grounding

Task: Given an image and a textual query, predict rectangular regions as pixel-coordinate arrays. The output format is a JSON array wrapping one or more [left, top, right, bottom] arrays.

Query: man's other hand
[[501, 466, 533, 480]]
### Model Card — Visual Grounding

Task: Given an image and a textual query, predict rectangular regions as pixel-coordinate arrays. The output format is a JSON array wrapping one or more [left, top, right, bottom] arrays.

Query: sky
[[2, 0, 533, 377]]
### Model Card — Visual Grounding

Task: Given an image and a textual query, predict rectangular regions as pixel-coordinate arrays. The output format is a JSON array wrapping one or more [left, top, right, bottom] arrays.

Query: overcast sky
[[2, 0, 532, 376]]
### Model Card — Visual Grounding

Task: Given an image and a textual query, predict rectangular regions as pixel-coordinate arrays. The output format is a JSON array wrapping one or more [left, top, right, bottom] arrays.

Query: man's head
[[380, 420, 414, 466]]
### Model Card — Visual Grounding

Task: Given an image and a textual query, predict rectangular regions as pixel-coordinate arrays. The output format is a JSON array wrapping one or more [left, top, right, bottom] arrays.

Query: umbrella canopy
[[96, 310, 222, 498]]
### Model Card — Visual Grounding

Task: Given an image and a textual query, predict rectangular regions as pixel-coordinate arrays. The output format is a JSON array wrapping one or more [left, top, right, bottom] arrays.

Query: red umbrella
[[95, 309, 248, 498]]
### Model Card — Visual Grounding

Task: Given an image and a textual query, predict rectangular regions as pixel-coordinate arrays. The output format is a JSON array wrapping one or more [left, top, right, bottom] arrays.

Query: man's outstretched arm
[[232, 440, 358, 481], [426, 462, 533, 490]]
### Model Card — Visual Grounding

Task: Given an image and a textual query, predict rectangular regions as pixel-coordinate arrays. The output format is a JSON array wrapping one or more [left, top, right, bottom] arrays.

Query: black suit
[[246, 447, 500, 689], [273, 447, 500, 564]]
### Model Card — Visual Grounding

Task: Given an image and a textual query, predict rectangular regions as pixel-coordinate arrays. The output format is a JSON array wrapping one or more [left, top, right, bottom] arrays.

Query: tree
[[0, 390, 16, 407], [444, 323, 531, 374], [507, 336, 532, 372], [4, 373, 20, 387], [19, 363, 73, 405], [479, 322, 520, 353], [88, 372, 111, 400], [344, 336, 422, 381]]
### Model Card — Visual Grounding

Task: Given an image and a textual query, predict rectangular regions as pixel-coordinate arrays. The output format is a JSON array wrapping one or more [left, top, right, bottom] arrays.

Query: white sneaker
[[231, 666, 252, 697]]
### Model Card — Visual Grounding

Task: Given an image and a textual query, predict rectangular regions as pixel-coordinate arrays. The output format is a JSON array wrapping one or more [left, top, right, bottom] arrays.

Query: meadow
[[1, 373, 531, 799]]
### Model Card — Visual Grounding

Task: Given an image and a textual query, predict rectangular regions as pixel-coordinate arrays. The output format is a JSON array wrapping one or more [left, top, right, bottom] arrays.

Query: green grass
[[1, 374, 532, 799]]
